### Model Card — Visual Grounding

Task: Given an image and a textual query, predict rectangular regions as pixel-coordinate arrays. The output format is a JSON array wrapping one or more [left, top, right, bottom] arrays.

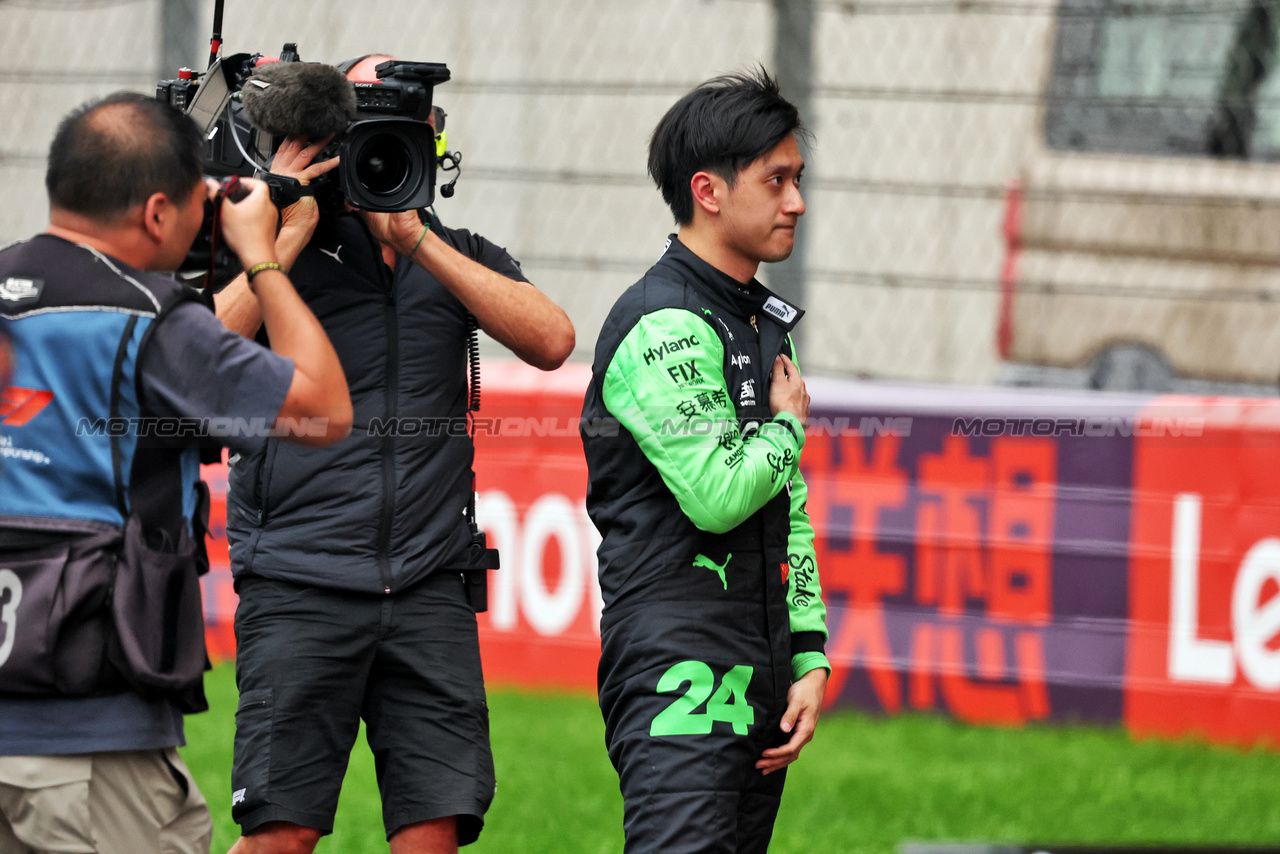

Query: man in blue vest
[[215, 56, 575, 854], [0, 91, 352, 854]]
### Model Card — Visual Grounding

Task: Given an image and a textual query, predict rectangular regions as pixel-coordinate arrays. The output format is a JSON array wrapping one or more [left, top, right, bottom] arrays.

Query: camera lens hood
[[338, 117, 438, 212]]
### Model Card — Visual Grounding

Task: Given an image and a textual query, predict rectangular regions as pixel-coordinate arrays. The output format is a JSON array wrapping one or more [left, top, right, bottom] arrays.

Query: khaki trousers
[[0, 749, 211, 854]]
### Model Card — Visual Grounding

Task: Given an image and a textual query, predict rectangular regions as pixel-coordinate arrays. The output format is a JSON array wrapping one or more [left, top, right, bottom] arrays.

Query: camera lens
[[354, 133, 411, 196], [339, 118, 435, 211]]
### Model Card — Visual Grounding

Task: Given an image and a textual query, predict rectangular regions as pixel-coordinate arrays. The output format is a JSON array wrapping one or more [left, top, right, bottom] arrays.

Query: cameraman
[[215, 56, 574, 854], [0, 92, 351, 854]]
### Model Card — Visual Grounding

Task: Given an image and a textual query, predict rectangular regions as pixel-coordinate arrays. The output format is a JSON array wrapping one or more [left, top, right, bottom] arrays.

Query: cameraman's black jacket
[[226, 211, 527, 594]]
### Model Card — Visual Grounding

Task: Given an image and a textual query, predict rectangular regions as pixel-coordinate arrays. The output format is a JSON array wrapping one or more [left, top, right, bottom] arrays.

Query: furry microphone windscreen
[[239, 62, 358, 139]]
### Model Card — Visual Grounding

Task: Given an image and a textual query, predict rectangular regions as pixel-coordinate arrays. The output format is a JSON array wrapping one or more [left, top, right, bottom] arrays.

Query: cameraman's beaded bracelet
[[246, 261, 283, 281]]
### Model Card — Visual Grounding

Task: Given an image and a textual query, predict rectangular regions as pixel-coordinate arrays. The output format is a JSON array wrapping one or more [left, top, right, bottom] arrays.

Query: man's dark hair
[[46, 92, 204, 220], [648, 68, 808, 225]]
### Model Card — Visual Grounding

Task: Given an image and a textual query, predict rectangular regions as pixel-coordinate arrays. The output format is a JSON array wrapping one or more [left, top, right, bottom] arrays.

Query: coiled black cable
[[466, 311, 481, 413]]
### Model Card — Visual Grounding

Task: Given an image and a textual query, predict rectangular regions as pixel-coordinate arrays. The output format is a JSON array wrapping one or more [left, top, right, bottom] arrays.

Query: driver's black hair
[[648, 67, 809, 225]]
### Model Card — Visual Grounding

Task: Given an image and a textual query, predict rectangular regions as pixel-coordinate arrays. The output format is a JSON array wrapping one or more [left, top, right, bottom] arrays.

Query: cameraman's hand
[[212, 139, 335, 342], [769, 353, 810, 429], [272, 134, 339, 185], [271, 135, 339, 240], [358, 209, 427, 256], [212, 178, 279, 269]]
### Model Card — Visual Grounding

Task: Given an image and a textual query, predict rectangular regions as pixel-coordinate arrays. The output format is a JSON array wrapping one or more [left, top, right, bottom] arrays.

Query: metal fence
[[3, 0, 1278, 393]]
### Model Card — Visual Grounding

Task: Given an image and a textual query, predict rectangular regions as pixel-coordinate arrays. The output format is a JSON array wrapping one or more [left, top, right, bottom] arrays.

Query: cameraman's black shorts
[[230, 571, 494, 843]]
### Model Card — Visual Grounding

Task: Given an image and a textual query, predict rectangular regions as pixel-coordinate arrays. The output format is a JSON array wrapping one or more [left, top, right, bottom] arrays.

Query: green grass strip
[[182, 664, 1280, 853]]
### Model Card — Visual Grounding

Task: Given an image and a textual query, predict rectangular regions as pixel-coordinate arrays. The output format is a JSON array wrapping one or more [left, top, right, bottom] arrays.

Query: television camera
[[156, 3, 461, 286]]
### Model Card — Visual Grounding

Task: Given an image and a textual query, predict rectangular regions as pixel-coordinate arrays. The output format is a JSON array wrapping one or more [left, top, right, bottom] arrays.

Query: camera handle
[[258, 173, 316, 208], [222, 103, 330, 211]]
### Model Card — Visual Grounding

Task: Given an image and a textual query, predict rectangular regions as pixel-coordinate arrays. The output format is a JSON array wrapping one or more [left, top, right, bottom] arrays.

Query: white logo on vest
[[0, 277, 42, 303], [761, 296, 797, 325]]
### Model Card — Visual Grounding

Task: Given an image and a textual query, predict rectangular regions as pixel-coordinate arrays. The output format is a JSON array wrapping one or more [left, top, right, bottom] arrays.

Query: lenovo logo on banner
[[1168, 493, 1280, 691], [476, 489, 602, 639], [1126, 398, 1280, 747]]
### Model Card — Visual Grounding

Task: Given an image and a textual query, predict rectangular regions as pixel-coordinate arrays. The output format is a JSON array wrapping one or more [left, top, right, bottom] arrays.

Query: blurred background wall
[[2, 0, 1278, 395]]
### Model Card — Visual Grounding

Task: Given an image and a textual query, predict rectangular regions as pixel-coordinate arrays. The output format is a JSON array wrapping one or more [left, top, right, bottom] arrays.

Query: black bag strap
[[108, 315, 139, 521], [110, 285, 211, 554]]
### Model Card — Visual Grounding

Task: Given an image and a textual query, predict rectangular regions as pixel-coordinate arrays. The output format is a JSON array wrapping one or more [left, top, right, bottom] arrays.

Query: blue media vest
[[0, 234, 203, 539]]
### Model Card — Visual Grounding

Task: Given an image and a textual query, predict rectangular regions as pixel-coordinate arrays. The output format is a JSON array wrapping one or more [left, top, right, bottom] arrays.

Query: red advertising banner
[[469, 363, 599, 692], [1126, 398, 1280, 746], [198, 367, 1280, 748]]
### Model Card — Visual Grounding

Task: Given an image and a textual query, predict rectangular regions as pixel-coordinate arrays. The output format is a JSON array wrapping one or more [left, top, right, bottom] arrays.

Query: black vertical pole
[[159, 0, 205, 81]]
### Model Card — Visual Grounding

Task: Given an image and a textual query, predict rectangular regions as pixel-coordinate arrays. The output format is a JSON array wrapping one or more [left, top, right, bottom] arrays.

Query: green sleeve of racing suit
[[603, 312, 828, 679], [602, 307, 804, 534], [785, 465, 830, 680], [782, 337, 828, 679]]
